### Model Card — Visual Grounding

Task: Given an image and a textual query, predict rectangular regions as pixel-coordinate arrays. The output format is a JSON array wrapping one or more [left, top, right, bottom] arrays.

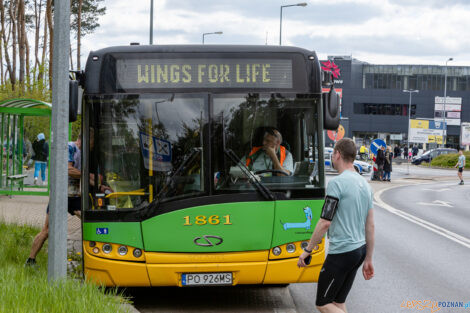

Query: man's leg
[[316, 304, 345, 313], [33, 162, 40, 182], [41, 162, 47, 182], [333, 302, 347, 313], [29, 213, 49, 259]]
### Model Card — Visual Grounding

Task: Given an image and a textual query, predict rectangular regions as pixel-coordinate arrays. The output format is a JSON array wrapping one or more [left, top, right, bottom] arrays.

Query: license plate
[[181, 272, 233, 286]]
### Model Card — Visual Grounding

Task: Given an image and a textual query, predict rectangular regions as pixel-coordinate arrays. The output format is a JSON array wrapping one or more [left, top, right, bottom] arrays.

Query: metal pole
[[202, 34, 205, 44], [443, 63, 448, 147], [48, 0, 70, 282], [279, 6, 283, 45], [149, 0, 154, 45], [407, 91, 411, 175]]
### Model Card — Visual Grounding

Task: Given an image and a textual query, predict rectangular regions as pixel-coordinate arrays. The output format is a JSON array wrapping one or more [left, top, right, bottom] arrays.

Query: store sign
[[461, 122, 470, 146], [409, 119, 446, 144], [434, 96, 461, 126], [321, 60, 343, 84], [390, 134, 403, 140]]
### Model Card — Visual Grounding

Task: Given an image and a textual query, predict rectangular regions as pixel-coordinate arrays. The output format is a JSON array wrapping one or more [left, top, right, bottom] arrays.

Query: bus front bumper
[[84, 247, 324, 287]]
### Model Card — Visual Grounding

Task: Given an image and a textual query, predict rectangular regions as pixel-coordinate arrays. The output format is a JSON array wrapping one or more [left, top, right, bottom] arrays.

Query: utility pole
[[150, 0, 154, 44], [48, 0, 70, 281]]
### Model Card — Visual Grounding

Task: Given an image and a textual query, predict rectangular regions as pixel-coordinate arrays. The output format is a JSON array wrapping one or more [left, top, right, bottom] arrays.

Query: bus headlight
[[133, 248, 142, 258], [102, 243, 112, 254], [286, 243, 296, 253], [301, 241, 309, 250], [118, 246, 128, 256], [272, 246, 282, 256], [89, 241, 96, 247], [92, 247, 99, 254]]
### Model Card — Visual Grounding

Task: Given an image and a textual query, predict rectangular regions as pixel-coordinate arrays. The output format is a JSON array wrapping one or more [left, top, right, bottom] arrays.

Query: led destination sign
[[116, 58, 293, 89]]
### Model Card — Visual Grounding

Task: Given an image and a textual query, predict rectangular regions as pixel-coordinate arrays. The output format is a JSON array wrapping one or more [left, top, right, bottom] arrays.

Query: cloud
[[79, 0, 470, 67]]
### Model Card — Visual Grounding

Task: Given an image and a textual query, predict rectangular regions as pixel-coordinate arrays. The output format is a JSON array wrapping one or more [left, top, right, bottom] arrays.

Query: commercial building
[[321, 56, 470, 149]]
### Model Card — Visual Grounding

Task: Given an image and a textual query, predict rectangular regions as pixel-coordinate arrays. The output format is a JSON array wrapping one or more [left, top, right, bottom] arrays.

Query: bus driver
[[242, 128, 293, 176]]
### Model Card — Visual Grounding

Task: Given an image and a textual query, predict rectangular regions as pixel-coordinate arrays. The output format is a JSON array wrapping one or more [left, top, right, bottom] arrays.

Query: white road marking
[[417, 200, 453, 207], [421, 188, 451, 192], [374, 185, 470, 249]]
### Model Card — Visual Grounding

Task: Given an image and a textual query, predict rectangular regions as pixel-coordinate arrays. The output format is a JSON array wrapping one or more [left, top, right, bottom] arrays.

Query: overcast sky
[[80, 0, 470, 67]]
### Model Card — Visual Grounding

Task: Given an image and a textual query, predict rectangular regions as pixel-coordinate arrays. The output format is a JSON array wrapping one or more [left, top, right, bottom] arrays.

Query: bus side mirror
[[69, 80, 79, 122], [323, 87, 340, 130]]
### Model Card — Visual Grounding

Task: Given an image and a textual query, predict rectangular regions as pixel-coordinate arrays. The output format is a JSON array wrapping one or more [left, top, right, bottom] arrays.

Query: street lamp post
[[279, 2, 307, 45], [149, 0, 154, 44], [442, 57, 453, 147], [202, 31, 223, 44], [403, 89, 419, 175]]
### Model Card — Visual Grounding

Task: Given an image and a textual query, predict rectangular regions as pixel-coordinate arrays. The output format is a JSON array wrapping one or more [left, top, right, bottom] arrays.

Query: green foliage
[[430, 151, 470, 168], [0, 221, 130, 313], [70, 0, 106, 38]]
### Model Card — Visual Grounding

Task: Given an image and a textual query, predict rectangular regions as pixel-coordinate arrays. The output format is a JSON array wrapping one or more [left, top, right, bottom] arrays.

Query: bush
[[431, 151, 470, 168]]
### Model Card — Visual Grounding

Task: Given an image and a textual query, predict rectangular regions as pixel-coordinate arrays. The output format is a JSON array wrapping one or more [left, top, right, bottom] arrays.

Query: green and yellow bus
[[76, 44, 340, 287]]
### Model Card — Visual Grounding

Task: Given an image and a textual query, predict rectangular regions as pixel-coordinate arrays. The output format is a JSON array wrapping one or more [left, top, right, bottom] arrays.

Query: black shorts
[[316, 245, 367, 306], [458, 167, 463, 173], [46, 197, 81, 216]]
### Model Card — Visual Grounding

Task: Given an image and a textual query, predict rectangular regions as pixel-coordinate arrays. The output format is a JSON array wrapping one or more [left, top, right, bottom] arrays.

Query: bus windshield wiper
[[140, 147, 201, 218], [156, 147, 202, 201], [224, 148, 274, 201]]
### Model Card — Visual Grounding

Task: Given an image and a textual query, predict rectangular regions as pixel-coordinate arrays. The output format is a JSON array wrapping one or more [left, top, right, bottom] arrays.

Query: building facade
[[322, 56, 470, 149]]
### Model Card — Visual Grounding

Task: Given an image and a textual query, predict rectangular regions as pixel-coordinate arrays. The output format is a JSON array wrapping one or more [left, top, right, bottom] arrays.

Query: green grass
[[430, 151, 470, 168], [0, 221, 130, 313]]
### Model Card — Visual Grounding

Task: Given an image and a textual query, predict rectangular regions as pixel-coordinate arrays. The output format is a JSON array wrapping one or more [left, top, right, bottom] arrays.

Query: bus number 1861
[[183, 215, 232, 226]]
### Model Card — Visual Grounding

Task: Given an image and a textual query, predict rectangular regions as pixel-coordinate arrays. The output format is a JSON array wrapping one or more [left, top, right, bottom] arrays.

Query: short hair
[[334, 138, 356, 163], [264, 128, 282, 143]]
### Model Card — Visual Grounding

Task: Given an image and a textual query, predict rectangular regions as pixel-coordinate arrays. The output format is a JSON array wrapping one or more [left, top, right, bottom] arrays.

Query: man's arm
[[363, 208, 375, 280], [265, 148, 291, 175], [68, 162, 81, 178], [297, 218, 330, 267]]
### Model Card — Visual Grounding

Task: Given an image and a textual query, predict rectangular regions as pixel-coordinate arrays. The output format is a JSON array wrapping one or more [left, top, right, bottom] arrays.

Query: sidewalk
[[0, 195, 82, 254]]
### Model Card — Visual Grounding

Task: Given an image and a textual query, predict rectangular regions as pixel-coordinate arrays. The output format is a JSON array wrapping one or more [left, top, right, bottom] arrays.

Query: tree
[[70, 0, 105, 70]]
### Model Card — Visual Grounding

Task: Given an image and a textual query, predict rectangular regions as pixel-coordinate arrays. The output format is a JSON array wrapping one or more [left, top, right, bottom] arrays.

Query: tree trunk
[[39, 2, 48, 82], [46, 0, 53, 85], [33, 0, 43, 74], [18, 0, 26, 90], [77, 0, 83, 70], [69, 43, 73, 70], [0, 0, 13, 84], [9, 0, 17, 87], [25, 26, 30, 88]]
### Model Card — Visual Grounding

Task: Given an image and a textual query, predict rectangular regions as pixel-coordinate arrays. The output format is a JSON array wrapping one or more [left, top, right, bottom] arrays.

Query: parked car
[[411, 148, 458, 165], [324, 148, 372, 175]]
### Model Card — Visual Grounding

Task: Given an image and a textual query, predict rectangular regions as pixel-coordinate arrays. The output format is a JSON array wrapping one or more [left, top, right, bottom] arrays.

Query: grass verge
[[430, 151, 470, 168], [0, 221, 130, 313]]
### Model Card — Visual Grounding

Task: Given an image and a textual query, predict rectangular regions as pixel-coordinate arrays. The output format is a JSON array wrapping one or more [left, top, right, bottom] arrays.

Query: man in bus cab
[[243, 127, 293, 176]]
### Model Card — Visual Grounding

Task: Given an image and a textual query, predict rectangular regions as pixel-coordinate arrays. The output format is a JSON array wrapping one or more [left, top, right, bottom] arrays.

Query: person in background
[[32, 133, 49, 185], [394, 145, 400, 159], [455, 150, 466, 185], [376, 146, 385, 181], [403, 146, 409, 160], [383, 146, 393, 182]]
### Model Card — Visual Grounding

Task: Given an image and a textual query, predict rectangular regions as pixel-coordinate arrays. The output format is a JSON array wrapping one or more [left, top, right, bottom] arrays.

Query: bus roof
[[88, 44, 317, 58]]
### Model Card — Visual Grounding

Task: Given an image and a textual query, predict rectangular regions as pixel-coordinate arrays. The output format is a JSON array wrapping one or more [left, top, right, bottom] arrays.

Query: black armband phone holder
[[321, 195, 339, 221]]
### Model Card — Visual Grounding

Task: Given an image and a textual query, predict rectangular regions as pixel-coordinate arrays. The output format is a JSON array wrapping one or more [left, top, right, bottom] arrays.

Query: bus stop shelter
[[0, 99, 51, 196]]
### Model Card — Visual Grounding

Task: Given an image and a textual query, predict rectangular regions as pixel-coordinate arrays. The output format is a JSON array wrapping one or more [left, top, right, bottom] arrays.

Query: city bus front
[[79, 45, 338, 287]]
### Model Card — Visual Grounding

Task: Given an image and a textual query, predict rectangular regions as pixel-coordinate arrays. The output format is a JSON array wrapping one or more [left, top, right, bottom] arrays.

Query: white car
[[324, 148, 372, 175]]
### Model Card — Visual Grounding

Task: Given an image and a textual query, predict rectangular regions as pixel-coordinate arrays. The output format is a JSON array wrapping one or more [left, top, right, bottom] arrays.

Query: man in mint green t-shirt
[[298, 138, 375, 313], [455, 150, 466, 185]]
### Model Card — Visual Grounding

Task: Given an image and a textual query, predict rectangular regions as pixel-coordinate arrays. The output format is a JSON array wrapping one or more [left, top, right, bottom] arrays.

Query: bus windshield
[[212, 94, 319, 192], [87, 93, 320, 211]]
